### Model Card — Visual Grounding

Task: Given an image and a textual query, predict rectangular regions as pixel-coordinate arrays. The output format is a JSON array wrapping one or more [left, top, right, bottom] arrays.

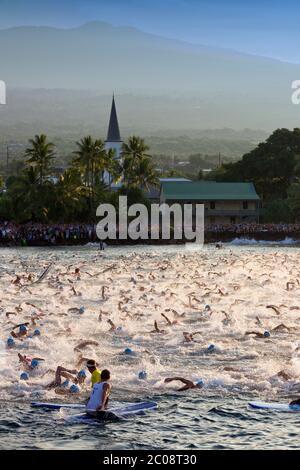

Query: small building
[[160, 181, 260, 224]]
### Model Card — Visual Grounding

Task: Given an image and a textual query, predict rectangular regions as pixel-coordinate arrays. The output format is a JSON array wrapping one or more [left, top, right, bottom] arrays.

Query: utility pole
[[6, 145, 9, 179]]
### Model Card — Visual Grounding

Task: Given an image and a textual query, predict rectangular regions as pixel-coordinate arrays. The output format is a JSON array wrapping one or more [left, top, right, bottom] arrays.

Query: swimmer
[[73, 340, 99, 352], [271, 324, 291, 333], [222, 311, 232, 326], [245, 330, 271, 338], [164, 377, 204, 392], [161, 313, 177, 326], [11, 323, 30, 339], [107, 319, 116, 332], [11, 275, 22, 286], [150, 321, 166, 334], [276, 370, 293, 381], [183, 331, 201, 343], [47, 366, 86, 394], [18, 353, 45, 371]]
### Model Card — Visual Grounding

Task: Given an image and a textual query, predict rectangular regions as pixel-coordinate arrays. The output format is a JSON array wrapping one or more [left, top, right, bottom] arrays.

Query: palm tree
[[122, 136, 156, 188], [73, 137, 121, 214], [129, 156, 158, 190], [25, 134, 55, 185], [6, 166, 52, 222], [73, 136, 95, 189], [53, 168, 87, 221]]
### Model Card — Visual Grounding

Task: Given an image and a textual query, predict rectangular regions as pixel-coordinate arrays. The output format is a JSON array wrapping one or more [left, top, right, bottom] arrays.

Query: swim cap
[[20, 372, 29, 381], [196, 379, 204, 387], [70, 384, 80, 394], [19, 324, 28, 333], [207, 344, 215, 352], [7, 337, 15, 347], [264, 331, 271, 338], [205, 305, 211, 311], [31, 359, 39, 369], [124, 348, 133, 355], [138, 371, 147, 380], [78, 369, 86, 378], [78, 307, 85, 314], [33, 329, 41, 336], [61, 379, 70, 388]]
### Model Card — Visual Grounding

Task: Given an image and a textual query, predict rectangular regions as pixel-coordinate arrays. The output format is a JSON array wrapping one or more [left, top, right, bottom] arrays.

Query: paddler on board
[[86, 369, 112, 418]]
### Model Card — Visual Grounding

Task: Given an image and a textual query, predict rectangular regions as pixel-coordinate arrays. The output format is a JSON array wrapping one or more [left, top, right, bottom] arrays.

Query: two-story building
[[160, 181, 260, 224]]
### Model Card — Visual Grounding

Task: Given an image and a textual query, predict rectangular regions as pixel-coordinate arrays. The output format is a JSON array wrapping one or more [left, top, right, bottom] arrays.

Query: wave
[[224, 237, 298, 246]]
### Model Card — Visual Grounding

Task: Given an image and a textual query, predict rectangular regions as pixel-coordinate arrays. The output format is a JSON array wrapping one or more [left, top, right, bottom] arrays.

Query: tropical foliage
[[206, 128, 300, 222], [0, 134, 158, 223]]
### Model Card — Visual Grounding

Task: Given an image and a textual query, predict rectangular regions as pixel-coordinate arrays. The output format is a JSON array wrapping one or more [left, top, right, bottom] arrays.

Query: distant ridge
[[1, 21, 300, 131]]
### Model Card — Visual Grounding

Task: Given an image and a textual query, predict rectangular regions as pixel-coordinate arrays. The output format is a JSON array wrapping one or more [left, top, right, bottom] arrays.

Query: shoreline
[[0, 222, 300, 247], [0, 232, 299, 247]]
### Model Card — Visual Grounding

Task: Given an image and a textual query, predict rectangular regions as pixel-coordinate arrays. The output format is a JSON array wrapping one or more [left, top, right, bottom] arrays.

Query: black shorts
[[95, 410, 120, 421]]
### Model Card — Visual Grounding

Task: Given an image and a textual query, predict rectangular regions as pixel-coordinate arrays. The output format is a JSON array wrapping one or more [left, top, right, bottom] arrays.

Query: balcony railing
[[204, 209, 260, 217]]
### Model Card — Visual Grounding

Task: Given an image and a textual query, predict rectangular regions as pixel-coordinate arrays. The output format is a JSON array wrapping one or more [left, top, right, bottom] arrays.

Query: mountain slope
[[1, 22, 300, 132], [1, 21, 299, 92]]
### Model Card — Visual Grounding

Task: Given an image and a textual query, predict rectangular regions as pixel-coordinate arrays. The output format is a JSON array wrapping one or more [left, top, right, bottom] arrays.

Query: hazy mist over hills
[[1, 21, 300, 157]]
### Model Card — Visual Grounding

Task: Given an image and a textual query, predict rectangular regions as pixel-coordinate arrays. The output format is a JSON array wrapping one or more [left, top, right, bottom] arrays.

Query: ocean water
[[0, 243, 300, 450]]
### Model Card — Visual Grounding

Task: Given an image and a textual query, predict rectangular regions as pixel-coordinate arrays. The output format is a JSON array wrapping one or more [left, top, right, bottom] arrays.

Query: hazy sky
[[0, 0, 300, 62]]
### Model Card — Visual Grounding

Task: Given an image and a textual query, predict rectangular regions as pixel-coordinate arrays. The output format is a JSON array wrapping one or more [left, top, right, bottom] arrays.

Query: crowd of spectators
[[0, 222, 98, 246], [205, 223, 300, 234], [0, 221, 299, 246]]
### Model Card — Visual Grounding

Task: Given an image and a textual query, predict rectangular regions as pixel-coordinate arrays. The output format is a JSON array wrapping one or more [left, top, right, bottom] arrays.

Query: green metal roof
[[161, 181, 260, 201]]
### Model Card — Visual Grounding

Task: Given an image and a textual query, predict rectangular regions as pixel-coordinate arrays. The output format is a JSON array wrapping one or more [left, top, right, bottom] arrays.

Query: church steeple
[[106, 95, 121, 142], [103, 95, 123, 187]]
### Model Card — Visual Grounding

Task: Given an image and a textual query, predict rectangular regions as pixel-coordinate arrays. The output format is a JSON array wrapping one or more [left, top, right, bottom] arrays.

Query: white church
[[103, 95, 123, 187]]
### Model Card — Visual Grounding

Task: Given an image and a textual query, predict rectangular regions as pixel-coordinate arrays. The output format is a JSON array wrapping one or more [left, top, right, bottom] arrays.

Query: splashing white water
[[1, 245, 300, 402]]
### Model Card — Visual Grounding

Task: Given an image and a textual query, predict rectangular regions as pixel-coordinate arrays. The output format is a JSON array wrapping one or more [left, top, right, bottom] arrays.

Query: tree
[[122, 136, 158, 189], [263, 199, 294, 223], [72, 137, 119, 214], [25, 134, 56, 185], [211, 128, 300, 201], [2, 166, 53, 223], [50, 168, 87, 222], [287, 183, 300, 222]]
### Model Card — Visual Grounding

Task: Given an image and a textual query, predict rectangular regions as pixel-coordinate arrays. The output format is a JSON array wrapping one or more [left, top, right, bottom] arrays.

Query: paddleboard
[[31, 400, 157, 416], [31, 402, 85, 410], [70, 401, 158, 423], [249, 401, 300, 412]]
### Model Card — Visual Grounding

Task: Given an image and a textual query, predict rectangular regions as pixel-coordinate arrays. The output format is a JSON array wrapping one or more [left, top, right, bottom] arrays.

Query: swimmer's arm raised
[[164, 377, 194, 387]]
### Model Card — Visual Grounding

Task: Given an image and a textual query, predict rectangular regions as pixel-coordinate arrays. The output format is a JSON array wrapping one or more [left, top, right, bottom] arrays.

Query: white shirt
[[86, 381, 108, 412]]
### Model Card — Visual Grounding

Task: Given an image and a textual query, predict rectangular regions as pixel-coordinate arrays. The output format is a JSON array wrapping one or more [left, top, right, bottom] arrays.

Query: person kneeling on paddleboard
[[86, 369, 111, 418]]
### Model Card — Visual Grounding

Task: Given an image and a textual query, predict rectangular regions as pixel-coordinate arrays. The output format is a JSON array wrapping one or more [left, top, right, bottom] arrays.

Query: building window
[[243, 201, 248, 210], [210, 201, 215, 210]]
